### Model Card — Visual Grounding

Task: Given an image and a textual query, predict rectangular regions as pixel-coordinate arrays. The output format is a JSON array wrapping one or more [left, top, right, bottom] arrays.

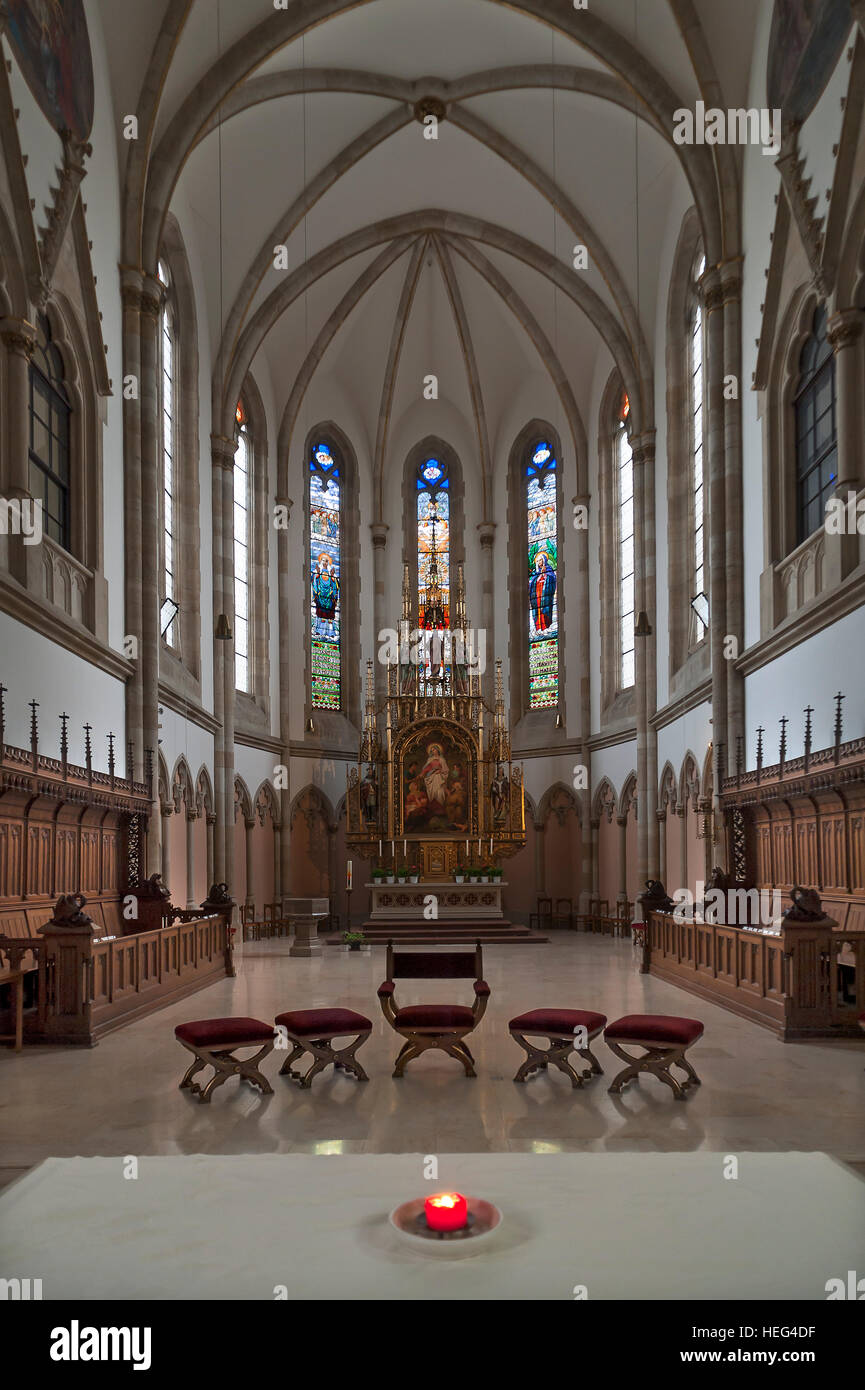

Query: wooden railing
[[1, 912, 232, 1046], [643, 909, 865, 1040]]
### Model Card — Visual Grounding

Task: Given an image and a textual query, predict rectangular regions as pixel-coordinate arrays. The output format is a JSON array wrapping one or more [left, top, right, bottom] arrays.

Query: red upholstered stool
[[175, 1017, 275, 1103], [509, 1009, 606, 1088], [604, 1014, 704, 1100], [274, 1008, 372, 1089]]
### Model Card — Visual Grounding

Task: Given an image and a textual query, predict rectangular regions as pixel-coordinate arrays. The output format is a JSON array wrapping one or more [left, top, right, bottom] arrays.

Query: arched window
[[28, 314, 71, 549], [158, 258, 178, 648], [794, 304, 837, 544], [614, 395, 635, 690], [309, 441, 342, 710], [690, 254, 707, 637], [234, 401, 251, 693], [526, 440, 559, 709], [416, 456, 450, 690]]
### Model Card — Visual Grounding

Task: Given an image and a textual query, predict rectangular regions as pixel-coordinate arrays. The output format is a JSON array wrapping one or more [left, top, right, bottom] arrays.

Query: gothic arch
[[157, 751, 170, 809], [170, 754, 194, 813], [233, 774, 253, 824], [234, 368, 271, 721], [592, 776, 618, 824], [598, 369, 636, 724], [507, 419, 567, 728], [701, 746, 714, 803], [300, 421, 361, 731], [618, 771, 638, 820], [195, 765, 214, 817], [679, 751, 701, 810], [658, 761, 678, 812], [253, 780, 280, 828], [288, 783, 336, 831], [537, 782, 580, 828], [402, 435, 466, 627]]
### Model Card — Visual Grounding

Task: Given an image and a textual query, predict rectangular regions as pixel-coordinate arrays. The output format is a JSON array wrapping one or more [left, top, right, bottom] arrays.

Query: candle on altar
[[346, 860, 352, 890], [465, 839, 469, 858], [391, 840, 395, 859], [379, 839, 382, 858], [424, 1192, 468, 1233], [489, 837, 493, 855], [403, 839, 407, 855]]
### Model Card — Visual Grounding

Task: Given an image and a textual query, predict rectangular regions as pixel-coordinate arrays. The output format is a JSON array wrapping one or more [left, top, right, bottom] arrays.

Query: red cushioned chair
[[274, 1007, 372, 1089], [509, 1008, 606, 1088], [378, 941, 489, 1077], [175, 1016, 276, 1103], [604, 1014, 704, 1100]]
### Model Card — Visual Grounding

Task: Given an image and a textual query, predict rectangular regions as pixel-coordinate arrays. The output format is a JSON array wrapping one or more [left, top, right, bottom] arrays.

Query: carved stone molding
[[828, 308, 865, 351], [370, 521, 389, 549], [414, 96, 447, 124], [0, 316, 36, 357]]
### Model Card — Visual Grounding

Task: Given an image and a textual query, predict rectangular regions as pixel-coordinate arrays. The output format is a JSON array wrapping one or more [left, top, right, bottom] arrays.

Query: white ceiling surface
[[105, 0, 730, 456]]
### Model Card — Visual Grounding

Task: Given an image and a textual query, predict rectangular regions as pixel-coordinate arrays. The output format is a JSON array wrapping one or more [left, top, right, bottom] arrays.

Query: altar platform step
[[329, 920, 549, 945]]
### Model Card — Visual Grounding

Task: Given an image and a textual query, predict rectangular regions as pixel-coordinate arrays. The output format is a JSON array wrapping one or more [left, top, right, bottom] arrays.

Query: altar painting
[[401, 732, 471, 834]]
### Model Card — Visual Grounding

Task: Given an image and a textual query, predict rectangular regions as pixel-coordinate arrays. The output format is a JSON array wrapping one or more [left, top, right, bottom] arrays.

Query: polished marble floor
[[2, 934, 863, 1168]]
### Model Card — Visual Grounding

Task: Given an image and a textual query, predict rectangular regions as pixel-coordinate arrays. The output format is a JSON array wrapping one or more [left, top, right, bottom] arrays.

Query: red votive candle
[[424, 1192, 468, 1233]]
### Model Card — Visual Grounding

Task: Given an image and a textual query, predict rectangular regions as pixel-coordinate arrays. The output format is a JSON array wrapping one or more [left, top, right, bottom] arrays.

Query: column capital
[[211, 433, 236, 470], [160, 804, 173, 818], [630, 430, 656, 467], [828, 307, 865, 352], [275, 494, 293, 516], [718, 255, 744, 302], [477, 521, 496, 547], [0, 316, 37, 357], [698, 263, 726, 315], [139, 274, 163, 322], [206, 813, 217, 826], [370, 522, 389, 548], [616, 816, 628, 829]]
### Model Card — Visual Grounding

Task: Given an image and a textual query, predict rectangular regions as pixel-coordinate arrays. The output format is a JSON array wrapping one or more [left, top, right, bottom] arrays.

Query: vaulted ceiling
[[98, 0, 762, 477]]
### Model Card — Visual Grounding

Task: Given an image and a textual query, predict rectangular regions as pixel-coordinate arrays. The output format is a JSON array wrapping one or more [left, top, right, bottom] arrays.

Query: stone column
[[371, 522, 389, 701], [213, 434, 238, 891], [632, 434, 659, 879], [590, 817, 600, 908], [161, 805, 172, 893], [579, 796, 592, 914], [827, 308, 865, 586], [534, 820, 545, 896], [276, 495, 293, 907], [616, 816, 628, 908], [119, 271, 144, 780], [631, 439, 650, 890], [678, 806, 688, 896], [273, 821, 282, 905], [0, 317, 36, 584], [140, 277, 163, 875], [205, 813, 216, 893], [701, 266, 729, 869], [721, 259, 745, 776], [185, 811, 196, 909], [327, 823, 337, 921], [477, 522, 496, 706], [244, 819, 255, 913], [657, 808, 667, 887]]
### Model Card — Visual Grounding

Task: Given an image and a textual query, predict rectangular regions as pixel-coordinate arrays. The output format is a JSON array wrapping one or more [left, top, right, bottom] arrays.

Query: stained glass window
[[691, 254, 706, 625], [526, 441, 559, 709], [795, 304, 837, 544], [158, 259, 178, 647], [234, 403, 251, 692], [309, 442, 341, 709], [615, 397, 635, 689], [416, 457, 450, 690]]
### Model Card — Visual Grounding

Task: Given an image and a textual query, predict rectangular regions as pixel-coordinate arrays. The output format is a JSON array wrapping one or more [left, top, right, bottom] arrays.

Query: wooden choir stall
[[0, 694, 234, 1048]]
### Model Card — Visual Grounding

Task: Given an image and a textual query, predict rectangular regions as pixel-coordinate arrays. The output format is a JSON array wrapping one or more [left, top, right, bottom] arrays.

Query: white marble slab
[[1, 1152, 862, 1301]]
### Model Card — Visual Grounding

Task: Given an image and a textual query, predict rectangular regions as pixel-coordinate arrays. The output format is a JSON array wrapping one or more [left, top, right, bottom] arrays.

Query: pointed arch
[[679, 751, 701, 810], [288, 783, 336, 831], [508, 420, 566, 726], [658, 760, 678, 811], [171, 754, 194, 812], [592, 776, 618, 823], [618, 771, 638, 820], [195, 765, 214, 817], [253, 779, 280, 827], [538, 782, 581, 828], [233, 774, 253, 823]]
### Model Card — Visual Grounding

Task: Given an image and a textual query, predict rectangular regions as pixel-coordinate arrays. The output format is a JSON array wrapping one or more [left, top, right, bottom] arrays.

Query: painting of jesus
[[402, 734, 469, 833]]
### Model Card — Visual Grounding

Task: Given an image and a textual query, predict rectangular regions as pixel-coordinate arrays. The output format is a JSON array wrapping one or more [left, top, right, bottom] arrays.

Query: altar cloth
[[0, 1152, 862, 1300]]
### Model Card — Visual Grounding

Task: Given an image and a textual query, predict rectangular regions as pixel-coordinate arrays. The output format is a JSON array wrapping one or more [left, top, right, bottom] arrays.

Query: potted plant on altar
[[408, 864, 419, 883], [343, 930, 367, 953], [372, 868, 385, 884], [397, 866, 408, 884], [453, 866, 465, 884], [468, 863, 481, 883], [480, 863, 491, 883], [385, 866, 395, 883], [490, 865, 503, 882]]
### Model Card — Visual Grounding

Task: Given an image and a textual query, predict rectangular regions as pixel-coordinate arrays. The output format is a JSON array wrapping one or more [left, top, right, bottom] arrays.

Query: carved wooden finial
[[0, 684, 6, 750], [803, 705, 813, 771], [735, 734, 744, 784], [107, 732, 115, 785], [834, 692, 845, 764], [756, 726, 764, 784], [126, 740, 134, 784], [84, 723, 92, 782], [779, 715, 788, 767]]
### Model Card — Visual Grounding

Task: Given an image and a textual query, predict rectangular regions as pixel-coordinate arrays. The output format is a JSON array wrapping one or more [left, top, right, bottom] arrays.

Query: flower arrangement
[[343, 930, 366, 952]]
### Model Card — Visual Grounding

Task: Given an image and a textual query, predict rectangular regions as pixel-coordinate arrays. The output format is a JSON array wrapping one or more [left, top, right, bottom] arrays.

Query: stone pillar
[[721, 259, 745, 776], [140, 278, 163, 875], [590, 817, 600, 907], [826, 308, 865, 586], [327, 823, 337, 921], [273, 821, 282, 904], [657, 808, 667, 887], [185, 811, 196, 909], [632, 434, 659, 880], [701, 266, 729, 869], [534, 820, 545, 896], [616, 816, 628, 908], [631, 438, 651, 889], [477, 522, 496, 706], [205, 813, 216, 893], [212, 434, 238, 892], [678, 805, 688, 896], [244, 818, 255, 912], [119, 271, 144, 780], [579, 794, 592, 914], [161, 805, 172, 894], [276, 495, 294, 907], [371, 522, 389, 701], [0, 317, 36, 584]]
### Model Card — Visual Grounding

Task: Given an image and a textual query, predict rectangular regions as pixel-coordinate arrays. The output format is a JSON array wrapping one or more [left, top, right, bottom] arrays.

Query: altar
[[344, 556, 526, 926], [368, 880, 507, 923]]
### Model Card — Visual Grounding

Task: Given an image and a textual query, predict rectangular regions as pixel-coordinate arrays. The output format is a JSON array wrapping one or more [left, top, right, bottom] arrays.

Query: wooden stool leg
[[444, 1041, 476, 1077], [333, 1032, 371, 1082], [278, 1042, 306, 1077], [510, 1031, 549, 1082], [606, 1040, 647, 1094], [179, 1051, 208, 1093], [393, 1039, 422, 1077]]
